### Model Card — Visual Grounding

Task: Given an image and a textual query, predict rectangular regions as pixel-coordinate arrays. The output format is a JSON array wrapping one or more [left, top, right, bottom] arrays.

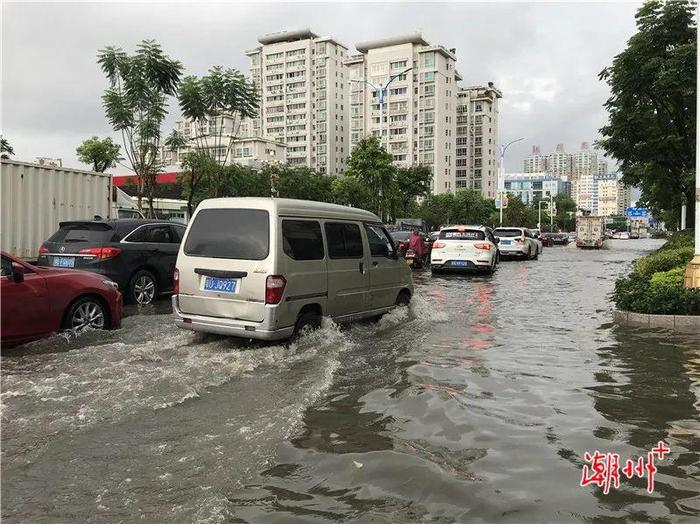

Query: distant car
[[494, 227, 541, 260], [1, 252, 123, 347], [431, 225, 499, 274], [629, 231, 640, 239], [37, 219, 186, 305], [542, 232, 570, 246], [613, 231, 630, 240]]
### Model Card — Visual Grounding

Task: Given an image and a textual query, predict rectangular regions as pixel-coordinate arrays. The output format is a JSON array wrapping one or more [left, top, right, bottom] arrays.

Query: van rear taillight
[[78, 247, 122, 259], [265, 275, 287, 305], [173, 268, 179, 294]]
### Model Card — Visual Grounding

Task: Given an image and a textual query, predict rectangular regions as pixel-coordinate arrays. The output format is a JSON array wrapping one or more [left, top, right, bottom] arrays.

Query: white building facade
[[246, 29, 349, 175]]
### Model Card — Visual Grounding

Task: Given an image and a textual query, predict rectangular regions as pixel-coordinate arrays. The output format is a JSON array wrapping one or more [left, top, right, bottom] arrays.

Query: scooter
[[405, 249, 429, 269]]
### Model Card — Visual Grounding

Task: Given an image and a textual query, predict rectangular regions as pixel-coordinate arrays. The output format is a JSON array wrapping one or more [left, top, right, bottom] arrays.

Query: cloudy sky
[[2, 1, 642, 172]]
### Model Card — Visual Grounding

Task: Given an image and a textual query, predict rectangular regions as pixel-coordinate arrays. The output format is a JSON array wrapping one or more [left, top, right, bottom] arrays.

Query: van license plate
[[203, 277, 237, 293], [53, 256, 75, 268]]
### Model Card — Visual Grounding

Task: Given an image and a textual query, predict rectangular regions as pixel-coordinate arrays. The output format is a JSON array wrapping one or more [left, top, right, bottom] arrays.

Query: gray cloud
[[1, 1, 640, 172]]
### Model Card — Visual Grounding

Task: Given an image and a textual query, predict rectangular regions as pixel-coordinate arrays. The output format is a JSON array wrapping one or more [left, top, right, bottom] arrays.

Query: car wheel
[[292, 311, 322, 340], [64, 297, 107, 331], [129, 270, 157, 305], [395, 290, 411, 306], [533, 248, 539, 260]]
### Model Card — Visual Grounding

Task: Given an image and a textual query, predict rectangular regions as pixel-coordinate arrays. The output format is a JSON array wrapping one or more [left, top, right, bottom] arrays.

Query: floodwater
[[2, 239, 699, 523]]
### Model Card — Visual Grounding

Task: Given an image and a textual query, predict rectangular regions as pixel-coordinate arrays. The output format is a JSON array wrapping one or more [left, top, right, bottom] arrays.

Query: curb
[[612, 309, 700, 334]]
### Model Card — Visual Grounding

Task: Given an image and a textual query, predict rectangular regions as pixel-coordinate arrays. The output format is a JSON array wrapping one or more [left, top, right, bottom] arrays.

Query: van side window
[[365, 225, 395, 258], [282, 220, 324, 260], [324, 222, 363, 259]]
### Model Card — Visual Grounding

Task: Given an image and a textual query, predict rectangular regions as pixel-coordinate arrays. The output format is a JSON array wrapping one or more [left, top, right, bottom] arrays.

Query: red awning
[[113, 172, 179, 187]]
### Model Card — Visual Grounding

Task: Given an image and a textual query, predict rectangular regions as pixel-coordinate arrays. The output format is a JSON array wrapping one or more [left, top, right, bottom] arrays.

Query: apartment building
[[346, 32, 460, 194], [617, 180, 633, 215], [547, 144, 573, 180], [523, 146, 547, 173], [592, 173, 619, 216], [246, 29, 349, 175], [160, 115, 287, 169], [455, 84, 501, 198]]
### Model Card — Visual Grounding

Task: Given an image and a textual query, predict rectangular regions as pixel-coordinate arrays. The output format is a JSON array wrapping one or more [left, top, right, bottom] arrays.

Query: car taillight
[[78, 247, 122, 259], [433, 242, 445, 249], [173, 268, 179, 294], [399, 242, 406, 249], [38, 245, 48, 256], [474, 243, 492, 250], [265, 275, 287, 305]]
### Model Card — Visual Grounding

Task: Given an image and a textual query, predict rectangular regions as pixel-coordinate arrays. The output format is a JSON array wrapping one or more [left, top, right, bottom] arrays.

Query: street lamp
[[498, 137, 524, 226], [351, 67, 412, 150]]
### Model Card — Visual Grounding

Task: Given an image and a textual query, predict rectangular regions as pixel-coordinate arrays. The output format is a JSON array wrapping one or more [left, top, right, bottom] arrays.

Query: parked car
[[1, 252, 123, 347], [172, 198, 413, 341], [613, 231, 630, 240], [36, 219, 186, 305], [542, 232, 570, 246], [494, 227, 541, 260], [430, 225, 499, 274], [629, 231, 640, 239]]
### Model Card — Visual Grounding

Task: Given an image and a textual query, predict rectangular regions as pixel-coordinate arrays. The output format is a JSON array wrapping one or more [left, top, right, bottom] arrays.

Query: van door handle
[[359, 262, 365, 274], [371, 261, 379, 267]]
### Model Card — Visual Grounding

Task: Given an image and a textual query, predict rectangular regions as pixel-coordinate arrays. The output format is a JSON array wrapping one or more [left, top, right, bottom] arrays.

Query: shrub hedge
[[612, 232, 699, 315]]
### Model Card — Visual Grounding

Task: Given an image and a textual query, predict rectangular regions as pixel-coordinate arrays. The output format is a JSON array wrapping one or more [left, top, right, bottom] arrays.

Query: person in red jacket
[[408, 229, 427, 263]]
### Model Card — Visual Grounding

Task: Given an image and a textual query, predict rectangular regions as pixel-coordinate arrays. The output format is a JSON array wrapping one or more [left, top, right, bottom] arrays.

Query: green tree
[[490, 193, 538, 228], [265, 164, 334, 202], [346, 136, 396, 221], [331, 175, 374, 210], [179, 150, 218, 215], [98, 40, 183, 217], [417, 193, 457, 229], [394, 165, 433, 216], [76, 136, 122, 172], [598, 0, 696, 229], [453, 190, 496, 225], [221, 164, 272, 198], [0, 136, 14, 159]]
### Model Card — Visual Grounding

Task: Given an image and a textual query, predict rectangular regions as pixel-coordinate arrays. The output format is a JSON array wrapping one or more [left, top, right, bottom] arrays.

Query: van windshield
[[184, 209, 269, 260]]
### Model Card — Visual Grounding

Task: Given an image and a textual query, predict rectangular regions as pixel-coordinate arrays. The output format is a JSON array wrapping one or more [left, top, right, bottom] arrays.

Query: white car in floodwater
[[494, 227, 541, 260], [430, 225, 499, 275]]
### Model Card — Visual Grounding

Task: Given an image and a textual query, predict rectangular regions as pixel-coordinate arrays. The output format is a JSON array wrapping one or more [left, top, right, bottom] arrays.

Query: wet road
[[2, 239, 699, 523]]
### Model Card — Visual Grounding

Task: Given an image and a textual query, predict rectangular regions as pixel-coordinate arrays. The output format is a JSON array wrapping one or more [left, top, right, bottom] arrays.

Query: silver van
[[172, 198, 413, 340]]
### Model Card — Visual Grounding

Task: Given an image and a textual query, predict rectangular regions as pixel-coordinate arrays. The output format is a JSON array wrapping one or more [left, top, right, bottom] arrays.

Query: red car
[[1, 252, 123, 348]]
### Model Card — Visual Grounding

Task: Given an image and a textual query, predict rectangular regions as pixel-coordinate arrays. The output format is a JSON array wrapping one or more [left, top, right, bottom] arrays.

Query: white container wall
[[1, 160, 112, 259]]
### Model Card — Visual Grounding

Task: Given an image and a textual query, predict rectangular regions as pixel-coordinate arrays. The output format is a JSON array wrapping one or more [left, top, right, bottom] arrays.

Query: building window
[[420, 52, 435, 68]]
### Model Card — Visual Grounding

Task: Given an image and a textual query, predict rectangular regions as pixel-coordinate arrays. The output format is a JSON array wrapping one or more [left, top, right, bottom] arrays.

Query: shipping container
[[576, 216, 606, 249], [1, 159, 112, 259]]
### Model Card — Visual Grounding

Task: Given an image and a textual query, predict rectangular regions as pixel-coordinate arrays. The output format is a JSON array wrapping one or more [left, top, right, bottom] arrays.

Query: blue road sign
[[626, 207, 648, 218]]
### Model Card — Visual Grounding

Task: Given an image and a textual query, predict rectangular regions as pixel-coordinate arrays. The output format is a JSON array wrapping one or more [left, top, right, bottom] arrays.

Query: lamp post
[[350, 67, 412, 151], [498, 137, 525, 226]]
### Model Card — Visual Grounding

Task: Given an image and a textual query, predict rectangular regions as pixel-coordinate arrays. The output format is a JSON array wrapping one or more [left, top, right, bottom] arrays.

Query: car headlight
[[102, 279, 119, 290]]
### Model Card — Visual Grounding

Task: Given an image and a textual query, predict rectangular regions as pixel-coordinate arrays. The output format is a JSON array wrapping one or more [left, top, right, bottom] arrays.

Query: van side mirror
[[495, 238, 500, 244], [12, 263, 25, 284]]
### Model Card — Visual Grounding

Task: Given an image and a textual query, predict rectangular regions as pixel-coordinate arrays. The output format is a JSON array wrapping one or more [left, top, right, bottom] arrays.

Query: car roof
[[494, 226, 525, 230], [196, 197, 381, 223], [57, 219, 180, 238]]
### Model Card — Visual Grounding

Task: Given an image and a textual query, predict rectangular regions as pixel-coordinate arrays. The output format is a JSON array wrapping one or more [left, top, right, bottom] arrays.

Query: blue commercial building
[[503, 172, 570, 205]]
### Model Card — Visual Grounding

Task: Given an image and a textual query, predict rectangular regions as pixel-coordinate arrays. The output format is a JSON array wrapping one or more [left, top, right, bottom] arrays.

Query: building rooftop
[[355, 31, 428, 53], [314, 35, 348, 50], [258, 28, 319, 45]]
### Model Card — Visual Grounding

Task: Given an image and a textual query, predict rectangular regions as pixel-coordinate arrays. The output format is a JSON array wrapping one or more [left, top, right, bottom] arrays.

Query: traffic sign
[[495, 196, 508, 209], [626, 207, 648, 218]]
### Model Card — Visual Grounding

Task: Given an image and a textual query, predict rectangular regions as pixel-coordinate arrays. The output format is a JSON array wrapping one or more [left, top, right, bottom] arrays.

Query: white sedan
[[431, 225, 499, 275], [494, 227, 541, 260]]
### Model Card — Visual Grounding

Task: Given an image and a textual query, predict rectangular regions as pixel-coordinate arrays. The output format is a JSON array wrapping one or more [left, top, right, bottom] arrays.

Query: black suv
[[37, 219, 186, 305]]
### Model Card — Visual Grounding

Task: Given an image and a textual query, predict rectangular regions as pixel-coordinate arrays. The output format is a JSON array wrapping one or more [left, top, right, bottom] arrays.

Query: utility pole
[[498, 137, 524, 226]]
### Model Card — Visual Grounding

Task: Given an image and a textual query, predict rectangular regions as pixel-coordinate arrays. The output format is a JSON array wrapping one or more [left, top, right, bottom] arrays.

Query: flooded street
[[2, 239, 699, 523]]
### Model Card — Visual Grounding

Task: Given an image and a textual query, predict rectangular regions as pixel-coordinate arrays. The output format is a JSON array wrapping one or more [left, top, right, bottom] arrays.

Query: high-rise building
[[592, 173, 619, 216], [455, 83, 501, 198], [617, 180, 633, 215], [523, 145, 547, 173], [246, 29, 350, 175], [504, 172, 569, 206], [547, 144, 573, 180], [346, 32, 460, 194], [597, 159, 608, 174]]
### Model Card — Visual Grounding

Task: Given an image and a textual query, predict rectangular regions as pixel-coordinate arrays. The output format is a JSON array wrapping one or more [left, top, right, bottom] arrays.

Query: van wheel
[[395, 290, 411, 306], [292, 311, 322, 339], [128, 270, 157, 305]]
